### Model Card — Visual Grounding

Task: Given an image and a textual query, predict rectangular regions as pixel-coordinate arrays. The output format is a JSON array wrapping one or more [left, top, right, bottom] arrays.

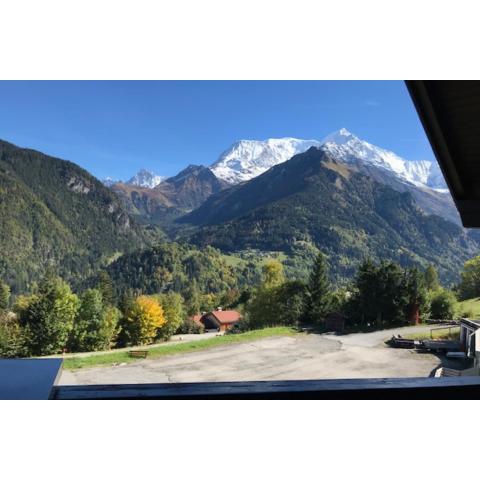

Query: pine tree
[[424, 265, 440, 291], [304, 253, 331, 324], [404, 267, 429, 324], [184, 281, 201, 316], [96, 271, 115, 306]]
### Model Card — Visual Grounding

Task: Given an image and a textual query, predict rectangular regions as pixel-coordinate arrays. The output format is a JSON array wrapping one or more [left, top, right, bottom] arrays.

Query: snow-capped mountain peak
[[320, 129, 447, 190], [210, 128, 446, 191], [321, 127, 357, 145], [210, 137, 321, 184], [126, 169, 164, 189]]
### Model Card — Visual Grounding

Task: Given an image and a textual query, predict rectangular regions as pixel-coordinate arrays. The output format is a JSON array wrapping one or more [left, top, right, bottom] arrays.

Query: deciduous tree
[[123, 295, 166, 345], [0, 281, 10, 311], [459, 255, 480, 300], [17, 276, 79, 355], [430, 288, 457, 320], [0, 312, 27, 358], [262, 260, 285, 288], [69, 289, 121, 352], [156, 292, 185, 340]]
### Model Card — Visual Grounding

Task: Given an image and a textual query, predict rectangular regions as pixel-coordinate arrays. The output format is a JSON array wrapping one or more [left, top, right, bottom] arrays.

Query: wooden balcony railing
[[53, 376, 480, 400]]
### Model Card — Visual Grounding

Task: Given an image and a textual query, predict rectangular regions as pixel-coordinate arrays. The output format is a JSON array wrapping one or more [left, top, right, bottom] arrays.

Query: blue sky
[[0, 81, 434, 180]]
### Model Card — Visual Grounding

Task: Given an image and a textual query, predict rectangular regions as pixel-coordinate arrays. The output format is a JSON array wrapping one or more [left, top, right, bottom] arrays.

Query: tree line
[[2, 248, 473, 358], [0, 271, 210, 358], [241, 255, 459, 331]]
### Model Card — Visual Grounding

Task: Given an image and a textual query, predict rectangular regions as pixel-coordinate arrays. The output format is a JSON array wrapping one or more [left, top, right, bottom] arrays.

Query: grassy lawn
[[63, 326, 298, 371], [405, 326, 460, 341], [456, 297, 480, 319]]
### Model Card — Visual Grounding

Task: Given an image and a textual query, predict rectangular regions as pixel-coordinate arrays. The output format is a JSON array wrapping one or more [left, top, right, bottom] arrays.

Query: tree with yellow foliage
[[262, 260, 285, 288], [124, 295, 166, 345]]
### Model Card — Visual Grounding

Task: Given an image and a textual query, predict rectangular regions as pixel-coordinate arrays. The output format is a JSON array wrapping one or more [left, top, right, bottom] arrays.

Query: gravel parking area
[[59, 325, 443, 385]]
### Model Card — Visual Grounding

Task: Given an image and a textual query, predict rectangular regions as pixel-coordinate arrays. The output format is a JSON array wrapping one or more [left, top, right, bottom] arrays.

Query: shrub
[[460, 308, 475, 319], [430, 289, 457, 320], [0, 312, 27, 358], [177, 317, 204, 334], [0, 281, 11, 310]]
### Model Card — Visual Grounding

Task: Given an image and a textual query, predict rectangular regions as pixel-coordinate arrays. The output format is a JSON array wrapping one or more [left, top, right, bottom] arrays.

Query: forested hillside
[[101, 242, 261, 298], [180, 148, 478, 283], [0, 140, 151, 292]]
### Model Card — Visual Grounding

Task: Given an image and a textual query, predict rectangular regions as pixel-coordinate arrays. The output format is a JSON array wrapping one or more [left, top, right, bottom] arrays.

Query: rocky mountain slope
[[181, 147, 476, 282], [103, 168, 163, 188], [209, 129, 458, 224], [126, 168, 164, 188], [112, 164, 229, 225], [0, 139, 148, 291]]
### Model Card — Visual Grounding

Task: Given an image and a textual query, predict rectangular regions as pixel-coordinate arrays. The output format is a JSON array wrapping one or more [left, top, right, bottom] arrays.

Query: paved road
[[59, 324, 445, 385]]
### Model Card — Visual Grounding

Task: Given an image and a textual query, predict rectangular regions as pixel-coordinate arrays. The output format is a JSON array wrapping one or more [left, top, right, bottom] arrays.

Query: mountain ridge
[[180, 147, 475, 283], [111, 164, 229, 225], [103, 168, 164, 189], [210, 129, 447, 190], [0, 139, 149, 291], [102, 129, 457, 224]]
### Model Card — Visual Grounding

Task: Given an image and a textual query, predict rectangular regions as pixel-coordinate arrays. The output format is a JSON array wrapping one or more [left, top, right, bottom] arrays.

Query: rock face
[[0, 139, 147, 291], [112, 164, 229, 225], [102, 169, 163, 189], [156, 165, 229, 209]]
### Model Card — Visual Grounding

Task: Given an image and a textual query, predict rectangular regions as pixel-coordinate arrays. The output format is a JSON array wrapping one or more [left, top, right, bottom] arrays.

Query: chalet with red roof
[[193, 309, 242, 332]]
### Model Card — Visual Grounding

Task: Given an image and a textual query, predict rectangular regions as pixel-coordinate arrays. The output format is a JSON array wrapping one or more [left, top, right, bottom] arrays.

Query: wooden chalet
[[193, 309, 242, 332]]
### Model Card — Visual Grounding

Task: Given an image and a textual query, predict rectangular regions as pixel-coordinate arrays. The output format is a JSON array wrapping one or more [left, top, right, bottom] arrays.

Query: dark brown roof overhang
[[406, 80, 480, 227]]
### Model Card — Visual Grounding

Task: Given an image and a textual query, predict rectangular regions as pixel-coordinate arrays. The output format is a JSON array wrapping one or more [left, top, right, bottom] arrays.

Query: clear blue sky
[[0, 81, 434, 180]]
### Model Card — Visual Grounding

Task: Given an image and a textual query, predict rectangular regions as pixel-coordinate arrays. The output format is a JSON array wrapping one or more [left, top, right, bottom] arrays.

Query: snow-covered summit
[[321, 127, 357, 146], [210, 137, 322, 184], [210, 129, 447, 191], [126, 169, 164, 189], [321, 129, 447, 190]]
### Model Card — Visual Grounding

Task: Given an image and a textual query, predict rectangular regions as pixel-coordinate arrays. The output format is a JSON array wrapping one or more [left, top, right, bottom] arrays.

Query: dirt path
[[59, 324, 442, 385]]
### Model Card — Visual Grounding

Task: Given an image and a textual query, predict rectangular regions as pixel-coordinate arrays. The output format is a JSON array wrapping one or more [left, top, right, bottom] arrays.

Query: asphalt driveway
[[59, 325, 444, 385]]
